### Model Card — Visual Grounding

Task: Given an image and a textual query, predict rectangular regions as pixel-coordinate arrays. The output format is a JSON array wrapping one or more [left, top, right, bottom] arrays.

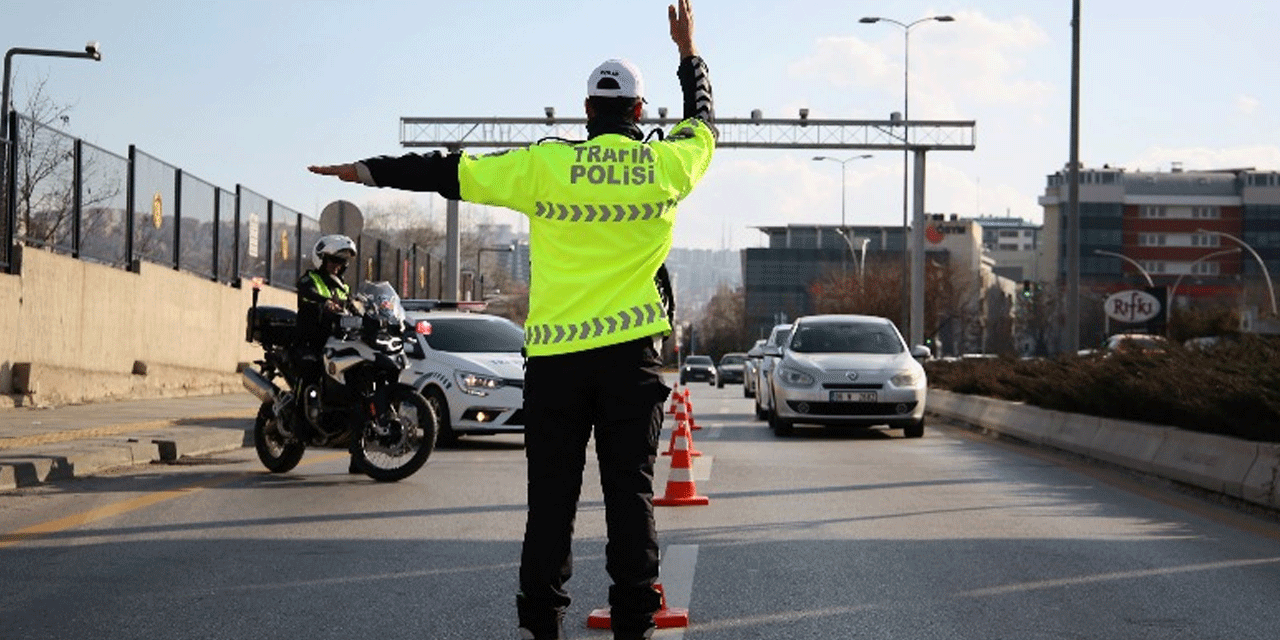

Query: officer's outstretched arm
[[309, 152, 462, 200]]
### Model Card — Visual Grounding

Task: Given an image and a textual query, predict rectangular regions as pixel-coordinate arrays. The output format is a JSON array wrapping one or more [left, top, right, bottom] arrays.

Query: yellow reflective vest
[[458, 119, 715, 356]]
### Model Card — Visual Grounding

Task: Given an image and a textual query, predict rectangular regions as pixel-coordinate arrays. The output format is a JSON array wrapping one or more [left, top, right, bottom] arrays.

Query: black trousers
[[517, 338, 669, 640]]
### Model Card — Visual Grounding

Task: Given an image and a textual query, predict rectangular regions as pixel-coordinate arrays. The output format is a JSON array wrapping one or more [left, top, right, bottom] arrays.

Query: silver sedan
[[763, 314, 929, 438]]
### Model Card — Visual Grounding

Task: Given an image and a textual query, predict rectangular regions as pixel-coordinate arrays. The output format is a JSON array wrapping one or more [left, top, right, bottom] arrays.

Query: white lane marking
[[656, 544, 699, 639]]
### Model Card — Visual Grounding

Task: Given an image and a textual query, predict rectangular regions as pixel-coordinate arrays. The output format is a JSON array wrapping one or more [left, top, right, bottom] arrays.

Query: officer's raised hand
[[669, 0, 697, 57]]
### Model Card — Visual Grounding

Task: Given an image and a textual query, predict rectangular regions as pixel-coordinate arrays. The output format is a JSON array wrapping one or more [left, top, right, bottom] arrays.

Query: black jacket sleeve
[[358, 151, 463, 200], [677, 55, 716, 136]]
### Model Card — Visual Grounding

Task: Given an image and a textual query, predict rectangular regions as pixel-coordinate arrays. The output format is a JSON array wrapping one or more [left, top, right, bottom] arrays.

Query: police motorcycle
[[241, 279, 436, 482]]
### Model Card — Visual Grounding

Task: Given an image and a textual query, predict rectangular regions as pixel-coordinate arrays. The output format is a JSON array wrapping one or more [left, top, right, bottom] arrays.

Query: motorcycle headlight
[[777, 366, 815, 388], [457, 370, 504, 396], [890, 368, 924, 388]]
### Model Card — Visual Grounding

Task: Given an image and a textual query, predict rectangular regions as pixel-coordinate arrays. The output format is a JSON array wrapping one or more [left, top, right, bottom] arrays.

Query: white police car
[[399, 300, 525, 445]]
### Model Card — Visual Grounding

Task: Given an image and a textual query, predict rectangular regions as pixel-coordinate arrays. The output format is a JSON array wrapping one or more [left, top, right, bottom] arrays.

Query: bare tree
[[12, 74, 75, 247], [808, 256, 905, 326], [9, 72, 123, 258], [694, 283, 749, 358]]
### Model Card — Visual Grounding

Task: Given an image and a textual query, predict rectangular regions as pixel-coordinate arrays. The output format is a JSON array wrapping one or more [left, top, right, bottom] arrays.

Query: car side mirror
[[911, 345, 931, 360], [763, 345, 782, 357]]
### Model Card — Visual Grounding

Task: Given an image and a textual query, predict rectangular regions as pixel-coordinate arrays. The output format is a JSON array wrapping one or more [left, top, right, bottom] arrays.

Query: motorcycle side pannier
[[247, 306, 298, 346]]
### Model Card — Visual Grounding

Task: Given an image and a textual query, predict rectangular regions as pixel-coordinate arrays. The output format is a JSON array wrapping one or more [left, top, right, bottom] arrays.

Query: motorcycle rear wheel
[[254, 402, 307, 473], [351, 386, 436, 482]]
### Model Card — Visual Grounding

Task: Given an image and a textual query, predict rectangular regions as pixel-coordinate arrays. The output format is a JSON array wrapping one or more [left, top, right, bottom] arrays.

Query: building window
[[1192, 206, 1220, 219], [1141, 261, 1167, 274], [1191, 261, 1220, 276], [1139, 233, 1168, 246], [1140, 205, 1167, 218], [1190, 233, 1219, 247]]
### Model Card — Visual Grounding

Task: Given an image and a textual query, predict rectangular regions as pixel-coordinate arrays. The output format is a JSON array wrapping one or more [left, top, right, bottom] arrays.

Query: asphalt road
[[3, 382, 1280, 640]]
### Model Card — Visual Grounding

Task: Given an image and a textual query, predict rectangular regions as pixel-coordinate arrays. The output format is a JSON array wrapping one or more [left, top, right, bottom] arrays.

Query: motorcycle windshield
[[359, 281, 406, 324]]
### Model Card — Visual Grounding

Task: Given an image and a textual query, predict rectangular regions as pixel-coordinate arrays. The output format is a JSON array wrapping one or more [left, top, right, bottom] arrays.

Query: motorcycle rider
[[294, 234, 358, 441]]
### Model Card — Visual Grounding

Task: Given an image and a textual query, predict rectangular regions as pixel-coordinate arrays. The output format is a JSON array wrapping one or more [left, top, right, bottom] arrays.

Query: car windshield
[[768, 328, 792, 347], [789, 322, 904, 355], [719, 355, 745, 365], [685, 356, 713, 365], [418, 316, 524, 353]]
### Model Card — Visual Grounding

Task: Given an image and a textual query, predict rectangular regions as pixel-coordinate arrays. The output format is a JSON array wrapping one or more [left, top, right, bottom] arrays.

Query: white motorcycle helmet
[[312, 234, 357, 269]]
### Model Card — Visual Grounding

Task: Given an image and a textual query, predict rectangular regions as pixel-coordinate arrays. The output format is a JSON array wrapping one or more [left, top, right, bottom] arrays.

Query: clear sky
[[4, 1, 1278, 250]]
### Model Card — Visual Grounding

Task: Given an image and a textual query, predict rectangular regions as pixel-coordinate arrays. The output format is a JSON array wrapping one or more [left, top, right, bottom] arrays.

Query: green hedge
[[924, 335, 1280, 443]]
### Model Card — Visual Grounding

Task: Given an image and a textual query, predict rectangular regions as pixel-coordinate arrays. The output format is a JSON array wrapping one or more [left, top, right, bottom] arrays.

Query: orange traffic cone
[[662, 404, 701, 457], [587, 583, 689, 630], [667, 385, 682, 415], [683, 388, 702, 431], [654, 425, 708, 507]]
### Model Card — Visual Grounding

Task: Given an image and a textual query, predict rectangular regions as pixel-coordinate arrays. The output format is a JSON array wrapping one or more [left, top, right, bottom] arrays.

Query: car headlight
[[776, 366, 815, 388], [456, 370, 504, 396], [890, 368, 924, 388]]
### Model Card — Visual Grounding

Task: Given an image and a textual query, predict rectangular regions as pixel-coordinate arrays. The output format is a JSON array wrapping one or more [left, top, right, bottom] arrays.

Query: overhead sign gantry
[[399, 115, 976, 347]]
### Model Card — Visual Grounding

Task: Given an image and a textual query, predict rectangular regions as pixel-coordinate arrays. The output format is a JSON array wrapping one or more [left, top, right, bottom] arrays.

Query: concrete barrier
[[1241, 444, 1280, 509], [927, 389, 1278, 512], [1086, 417, 1172, 476], [1041, 408, 1101, 457], [1149, 429, 1261, 498]]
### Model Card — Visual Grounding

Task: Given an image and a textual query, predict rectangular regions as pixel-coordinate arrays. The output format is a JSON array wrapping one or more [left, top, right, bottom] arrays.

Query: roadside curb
[[0, 424, 250, 491], [927, 389, 1280, 511]]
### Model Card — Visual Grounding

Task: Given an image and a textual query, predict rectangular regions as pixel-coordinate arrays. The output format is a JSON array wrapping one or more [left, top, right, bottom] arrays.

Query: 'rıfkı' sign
[[1104, 289, 1162, 323]]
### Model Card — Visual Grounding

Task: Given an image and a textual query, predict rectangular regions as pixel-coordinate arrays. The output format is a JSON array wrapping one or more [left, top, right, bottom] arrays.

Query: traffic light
[[1021, 280, 1033, 298]]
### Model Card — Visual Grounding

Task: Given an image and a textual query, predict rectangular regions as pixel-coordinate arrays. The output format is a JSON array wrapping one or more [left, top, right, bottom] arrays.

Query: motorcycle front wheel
[[351, 386, 437, 482], [253, 402, 307, 473]]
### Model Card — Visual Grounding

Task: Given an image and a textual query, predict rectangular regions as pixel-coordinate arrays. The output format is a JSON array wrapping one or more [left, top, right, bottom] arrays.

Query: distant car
[[680, 355, 717, 385], [400, 302, 525, 445], [743, 339, 767, 398], [715, 352, 747, 388], [763, 314, 929, 438], [1105, 333, 1170, 354], [753, 324, 794, 420]]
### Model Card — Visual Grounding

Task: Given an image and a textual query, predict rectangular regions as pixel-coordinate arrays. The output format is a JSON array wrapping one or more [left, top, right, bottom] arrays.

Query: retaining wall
[[1, 247, 294, 407]]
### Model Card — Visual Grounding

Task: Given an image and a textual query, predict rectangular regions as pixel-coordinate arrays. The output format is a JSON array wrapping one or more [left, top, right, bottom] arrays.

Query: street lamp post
[[859, 15, 954, 338], [2, 42, 102, 145], [1196, 229, 1277, 315], [855, 236, 870, 282], [1093, 249, 1153, 287], [475, 244, 514, 301], [1170, 247, 1241, 321], [3, 43, 102, 263], [813, 154, 872, 275]]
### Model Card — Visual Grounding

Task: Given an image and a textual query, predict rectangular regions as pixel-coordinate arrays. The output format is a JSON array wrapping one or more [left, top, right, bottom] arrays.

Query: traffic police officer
[[308, 2, 714, 637]]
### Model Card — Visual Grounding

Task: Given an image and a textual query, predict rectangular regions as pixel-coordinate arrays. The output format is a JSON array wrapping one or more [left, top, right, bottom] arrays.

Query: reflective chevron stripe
[[533, 200, 677, 222], [525, 303, 664, 347]]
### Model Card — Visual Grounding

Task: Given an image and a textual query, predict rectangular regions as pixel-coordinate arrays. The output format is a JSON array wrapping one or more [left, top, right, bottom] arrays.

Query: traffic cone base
[[653, 461, 709, 506], [587, 584, 689, 630]]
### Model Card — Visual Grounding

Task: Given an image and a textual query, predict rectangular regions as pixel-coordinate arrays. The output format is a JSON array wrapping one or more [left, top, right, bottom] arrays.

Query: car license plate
[[831, 391, 877, 403]]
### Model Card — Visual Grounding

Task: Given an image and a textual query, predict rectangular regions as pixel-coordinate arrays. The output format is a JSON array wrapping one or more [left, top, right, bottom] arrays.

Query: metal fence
[[2, 111, 444, 297]]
